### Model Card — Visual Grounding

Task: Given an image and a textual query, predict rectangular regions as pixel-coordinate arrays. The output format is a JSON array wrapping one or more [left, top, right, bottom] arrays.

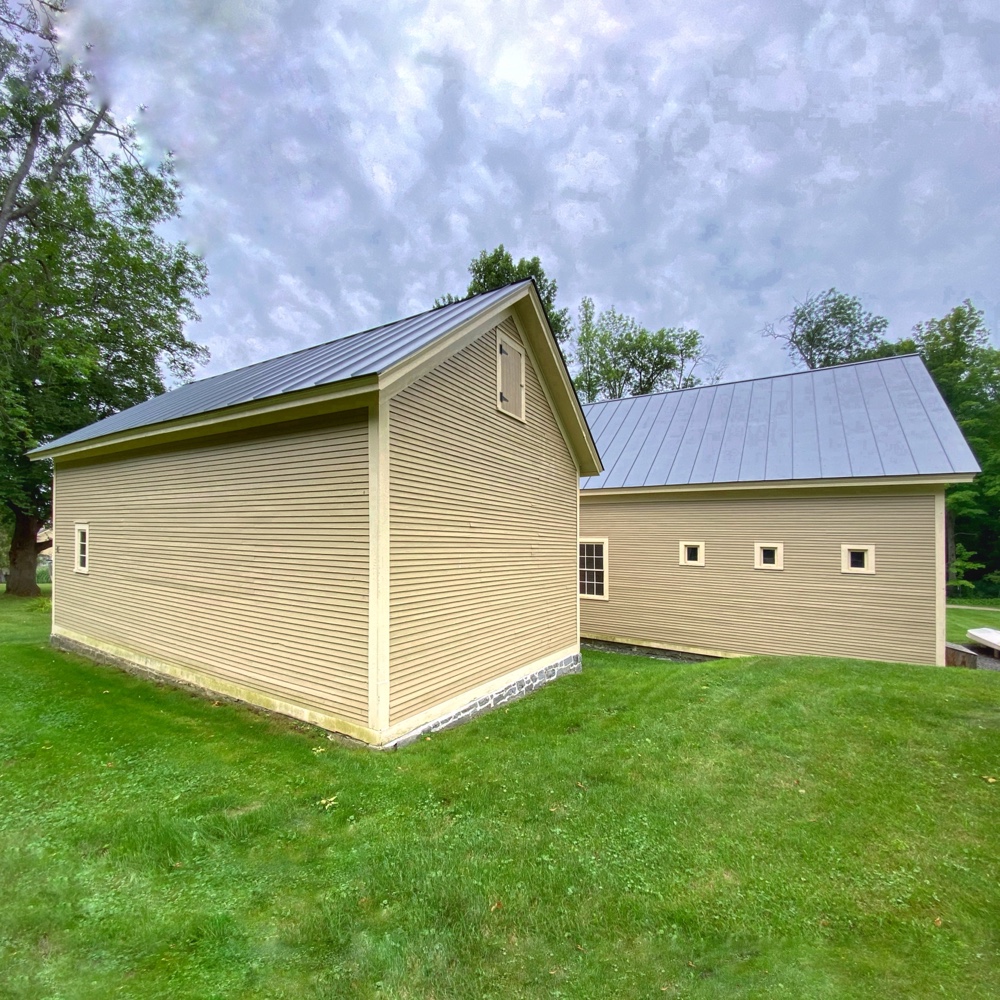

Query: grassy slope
[[0, 596, 997, 999]]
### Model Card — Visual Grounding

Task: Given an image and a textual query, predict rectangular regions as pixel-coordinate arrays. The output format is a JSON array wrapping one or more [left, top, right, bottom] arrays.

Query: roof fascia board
[[511, 288, 602, 476], [581, 473, 975, 498], [376, 293, 523, 400], [30, 375, 379, 462], [506, 307, 578, 472]]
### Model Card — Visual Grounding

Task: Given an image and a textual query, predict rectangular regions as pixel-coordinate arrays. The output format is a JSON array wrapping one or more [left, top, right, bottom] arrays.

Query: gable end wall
[[387, 316, 580, 726]]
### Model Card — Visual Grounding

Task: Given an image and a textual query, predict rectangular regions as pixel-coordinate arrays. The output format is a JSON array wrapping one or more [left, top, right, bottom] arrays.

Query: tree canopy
[[766, 288, 890, 370], [435, 244, 571, 343], [0, 0, 208, 595], [574, 296, 712, 403]]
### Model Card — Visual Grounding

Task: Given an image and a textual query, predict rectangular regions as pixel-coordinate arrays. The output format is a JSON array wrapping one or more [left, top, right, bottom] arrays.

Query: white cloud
[[65, 0, 1000, 380]]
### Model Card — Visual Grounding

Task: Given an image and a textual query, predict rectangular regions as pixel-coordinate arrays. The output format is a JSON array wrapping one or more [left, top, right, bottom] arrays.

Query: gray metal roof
[[580, 355, 980, 490], [34, 282, 532, 453]]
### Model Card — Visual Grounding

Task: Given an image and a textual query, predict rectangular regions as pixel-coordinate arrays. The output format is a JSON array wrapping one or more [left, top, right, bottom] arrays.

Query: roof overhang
[[30, 280, 602, 475], [580, 472, 977, 498], [29, 375, 379, 463]]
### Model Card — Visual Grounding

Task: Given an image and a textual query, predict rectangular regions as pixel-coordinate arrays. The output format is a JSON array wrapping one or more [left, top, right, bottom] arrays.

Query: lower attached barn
[[32, 282, 601, 746], [578, 356, 979, 666]]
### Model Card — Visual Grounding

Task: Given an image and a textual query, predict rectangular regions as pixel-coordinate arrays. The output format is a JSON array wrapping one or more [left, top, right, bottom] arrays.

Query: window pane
[[761, 547, 776, 565], [686, 545, 699, 563], [850, 549, 866, 569]]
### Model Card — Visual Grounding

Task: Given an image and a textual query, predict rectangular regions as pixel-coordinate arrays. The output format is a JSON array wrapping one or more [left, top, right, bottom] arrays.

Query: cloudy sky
[[63, 0, 1000, 383]]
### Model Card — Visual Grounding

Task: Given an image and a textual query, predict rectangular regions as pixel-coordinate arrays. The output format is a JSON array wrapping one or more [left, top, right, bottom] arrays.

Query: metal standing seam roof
[[33, 282, 535, 454], [580, 354, 981, 491]]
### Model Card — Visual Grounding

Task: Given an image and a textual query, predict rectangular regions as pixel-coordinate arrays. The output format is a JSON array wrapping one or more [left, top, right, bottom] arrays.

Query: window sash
[[579, 540, 607, 598]]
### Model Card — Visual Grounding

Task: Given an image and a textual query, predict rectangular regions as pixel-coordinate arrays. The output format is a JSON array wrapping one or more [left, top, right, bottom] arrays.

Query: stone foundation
[[389, 652, 582, 747]]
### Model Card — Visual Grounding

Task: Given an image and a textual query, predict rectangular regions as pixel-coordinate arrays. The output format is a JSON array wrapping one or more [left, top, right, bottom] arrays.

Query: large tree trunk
[[5, 510, 44, 597]]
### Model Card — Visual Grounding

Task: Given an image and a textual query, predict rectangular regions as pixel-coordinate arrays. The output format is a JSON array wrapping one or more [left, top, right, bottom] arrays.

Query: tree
[[0, 1, 208, 596], [764, 293, 1000, 593], [436, 244, 572, 343], [766, 288, 889, 369], [573, 297, 712, 403], [906, 302, 1000, 593]]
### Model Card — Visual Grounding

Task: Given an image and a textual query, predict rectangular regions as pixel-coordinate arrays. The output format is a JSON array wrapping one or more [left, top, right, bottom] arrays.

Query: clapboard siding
[[53, 412, 370, 723], [388, 317, 578, 724], [580, 490, 941, 664]]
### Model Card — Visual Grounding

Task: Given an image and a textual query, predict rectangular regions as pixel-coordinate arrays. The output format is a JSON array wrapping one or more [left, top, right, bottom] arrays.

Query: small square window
[[754, 542, 784, 570], [74, 523, 90, 574], [841, 544, 875, 575], [579, 538, 608, 599], [679, 541, 705, 566]]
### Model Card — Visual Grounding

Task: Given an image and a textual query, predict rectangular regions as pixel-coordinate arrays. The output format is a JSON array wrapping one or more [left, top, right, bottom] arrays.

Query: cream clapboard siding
[[388, 317, 579, 724], [53, 412, 370, 723], [580, 489, 941, 665]]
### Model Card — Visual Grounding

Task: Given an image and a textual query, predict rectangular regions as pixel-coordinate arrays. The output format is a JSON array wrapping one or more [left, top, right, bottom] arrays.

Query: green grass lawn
[[0, 594, 998, 999], [947, 603, 1000, 645]]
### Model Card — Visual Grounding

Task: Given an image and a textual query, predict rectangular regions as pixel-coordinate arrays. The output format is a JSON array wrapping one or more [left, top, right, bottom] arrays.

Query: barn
[[578, 356, 980, 666], [31, 281, 601, 746]]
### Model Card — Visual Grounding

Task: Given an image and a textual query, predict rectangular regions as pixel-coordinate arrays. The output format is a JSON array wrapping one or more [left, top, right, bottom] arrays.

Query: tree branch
[[2, 103, 111, 233], [0, 110, 44, 244]]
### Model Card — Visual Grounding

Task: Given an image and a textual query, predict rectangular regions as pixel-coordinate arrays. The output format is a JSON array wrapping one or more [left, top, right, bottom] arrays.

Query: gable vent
[[496, 332, 525, 421]]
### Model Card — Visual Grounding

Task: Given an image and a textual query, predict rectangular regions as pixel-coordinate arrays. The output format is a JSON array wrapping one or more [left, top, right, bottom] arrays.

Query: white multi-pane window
[[579, 538, 608, 599], [74, 523, 90, 574]]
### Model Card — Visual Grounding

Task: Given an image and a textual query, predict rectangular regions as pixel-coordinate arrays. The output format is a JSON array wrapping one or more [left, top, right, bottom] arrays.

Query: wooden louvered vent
[[497, 332, 525, 421]]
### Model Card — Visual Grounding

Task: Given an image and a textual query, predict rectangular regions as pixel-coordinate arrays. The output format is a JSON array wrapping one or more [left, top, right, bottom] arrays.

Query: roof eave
[[580, 472, 979, 496], [29, 373, 379, 462], [518, 284, 602, 477]]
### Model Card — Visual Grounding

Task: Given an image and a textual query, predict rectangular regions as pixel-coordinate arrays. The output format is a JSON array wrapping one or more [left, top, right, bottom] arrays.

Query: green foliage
[[768, 288, 889, 370], [0, 2, 208, 571], [1, 597, 999, 997], [0, 506, 10, 572], [436, 244, 571, 342], [574, 296, 710, 403], [949, 542, 984, 592], [902, 303, 1000, 592]]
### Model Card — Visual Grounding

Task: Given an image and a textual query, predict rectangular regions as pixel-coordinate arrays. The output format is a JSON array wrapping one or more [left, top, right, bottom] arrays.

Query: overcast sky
[[64, 0, 1000, 383]]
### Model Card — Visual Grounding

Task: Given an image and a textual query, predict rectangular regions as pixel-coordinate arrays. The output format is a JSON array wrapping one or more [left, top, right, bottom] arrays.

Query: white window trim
[[754, 542, 784, 570], [841, 544, 876, 575], [579, 536, 609, 601], [496, 330, 526, 423], [679, 541, 705, 567], [74, 522, 90, 575]]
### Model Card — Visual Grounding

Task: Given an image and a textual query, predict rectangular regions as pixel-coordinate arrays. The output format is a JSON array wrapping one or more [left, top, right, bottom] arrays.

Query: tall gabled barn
[[32, 282, 601, 746]]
